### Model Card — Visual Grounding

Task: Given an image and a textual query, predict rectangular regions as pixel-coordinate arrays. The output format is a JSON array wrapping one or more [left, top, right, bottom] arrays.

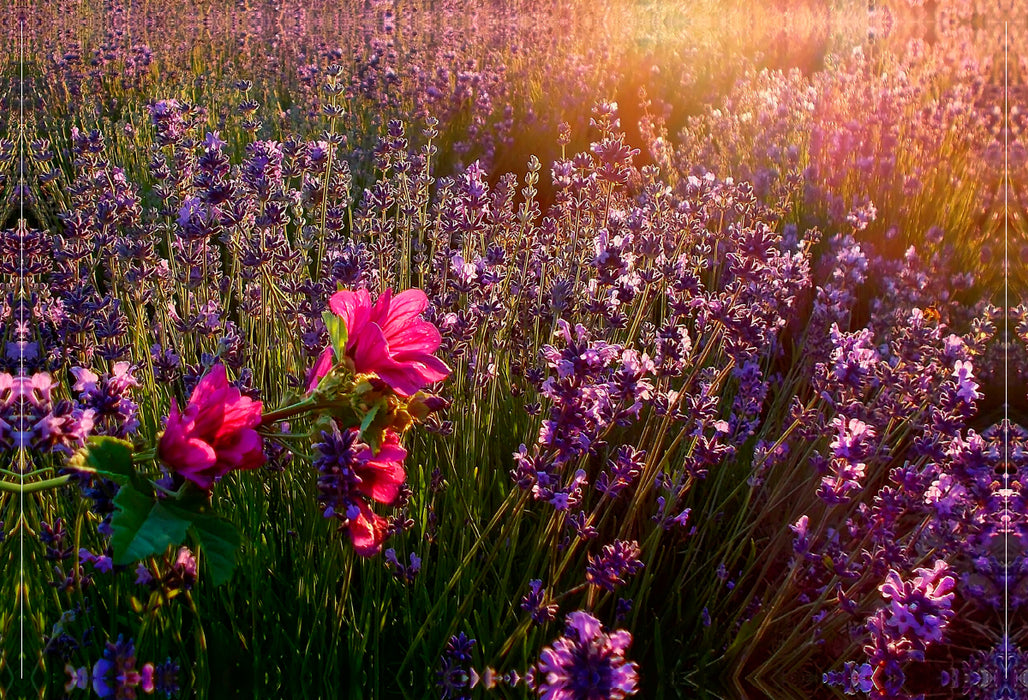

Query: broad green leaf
[[81, 436, 135, 483], [111, 489, 191, 565], [110, 484, 153, 564], [190, 517, 240, 587]]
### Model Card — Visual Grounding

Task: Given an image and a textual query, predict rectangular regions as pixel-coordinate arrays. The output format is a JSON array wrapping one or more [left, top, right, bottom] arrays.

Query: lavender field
[[0, 0, 1026, 698]]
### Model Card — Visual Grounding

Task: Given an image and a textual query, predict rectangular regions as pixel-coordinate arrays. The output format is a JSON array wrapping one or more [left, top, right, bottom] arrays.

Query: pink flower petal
[[381, 288, 429, 330], [215, 428, 265, 472], [383, 320, 442, 355], [348, 321, 397, 376], [356, 434, 407, 504], [348, 501, 389, 556], [368, 287, 395, 326], [305, 346, 336, 393], [388, 352, 451, 383], [329, 289, 373, 346], [164, 438, 218, 488], [373, 364, 430, 397]]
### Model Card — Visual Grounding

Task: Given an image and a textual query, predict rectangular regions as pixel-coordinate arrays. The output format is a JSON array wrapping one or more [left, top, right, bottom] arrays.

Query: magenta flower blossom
[[158, 364, 264, 489], [341, 430, 407, 556], [308, 288, 450, 396], [527, 611, 639, 700]]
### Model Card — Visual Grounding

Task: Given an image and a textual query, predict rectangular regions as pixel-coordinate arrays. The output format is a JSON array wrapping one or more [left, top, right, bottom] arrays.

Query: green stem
[[0, 475, 73, 494], [261, 398, 318, 425], [133, 449, 157, 464]]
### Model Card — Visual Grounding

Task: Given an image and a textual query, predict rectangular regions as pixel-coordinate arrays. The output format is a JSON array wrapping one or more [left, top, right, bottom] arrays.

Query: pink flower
[[309, 288, 450, 396], [345, 431, 406, 556], [158, 364, 264, 489], [346, 500, 391, 557], [353, 430, 408, 505]]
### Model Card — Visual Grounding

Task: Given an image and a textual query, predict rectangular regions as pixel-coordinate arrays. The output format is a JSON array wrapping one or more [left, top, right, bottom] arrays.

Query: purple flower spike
[[527, 611, 639, 699], [585, 540, 644, 592]]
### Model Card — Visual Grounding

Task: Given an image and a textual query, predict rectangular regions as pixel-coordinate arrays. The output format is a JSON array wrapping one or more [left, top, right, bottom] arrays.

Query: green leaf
[[111, 488, 191, 565], [359, 402, 381, 438], [110, 484, 152, 563], [174, 482, 215, 516], [80, 436, 135, 483], [322, 310, 349, 361], [190, 517, 240, 587]]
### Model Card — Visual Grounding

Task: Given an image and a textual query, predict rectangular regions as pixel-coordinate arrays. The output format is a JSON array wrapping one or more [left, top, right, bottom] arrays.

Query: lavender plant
[[0, 1, 1020, 699]]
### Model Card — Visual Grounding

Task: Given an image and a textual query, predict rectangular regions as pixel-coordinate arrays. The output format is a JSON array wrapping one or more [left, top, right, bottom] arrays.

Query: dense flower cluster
[[585, 540, 644, 593], [526, 612, 638, 700], [1, 372, 94, 455], [866, 561, 957, 664]]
